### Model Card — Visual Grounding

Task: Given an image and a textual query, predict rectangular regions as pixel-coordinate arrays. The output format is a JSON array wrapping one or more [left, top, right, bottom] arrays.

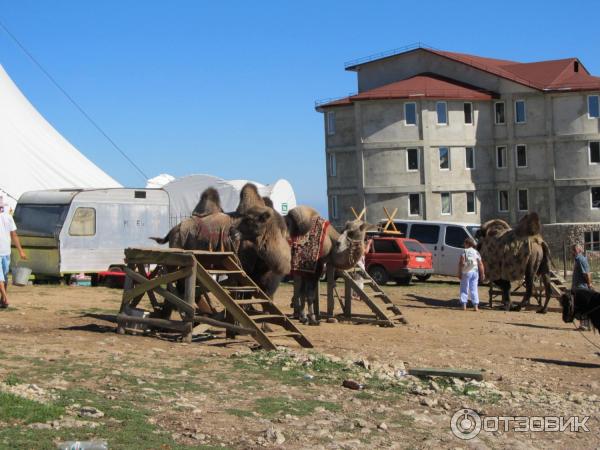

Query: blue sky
[[0, 0, 599, 214]]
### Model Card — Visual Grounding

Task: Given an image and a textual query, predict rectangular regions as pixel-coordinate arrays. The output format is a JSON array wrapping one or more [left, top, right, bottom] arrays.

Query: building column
[[545, 95, 557, 223], [421, 100, 432, 219], [353, 102, 367, 221]]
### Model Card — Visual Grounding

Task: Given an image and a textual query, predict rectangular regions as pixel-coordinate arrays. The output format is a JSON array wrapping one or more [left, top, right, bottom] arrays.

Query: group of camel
[[152, 183, 556, 325]]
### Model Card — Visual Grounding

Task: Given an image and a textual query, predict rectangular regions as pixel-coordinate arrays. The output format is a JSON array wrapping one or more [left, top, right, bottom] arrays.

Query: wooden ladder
[[336, 266, 407, 327], [193, 252, 313, 350], [547, 269, 568, 298]]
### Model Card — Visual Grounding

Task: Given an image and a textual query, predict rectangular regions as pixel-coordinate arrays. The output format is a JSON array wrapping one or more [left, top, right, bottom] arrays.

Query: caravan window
[[69, 207, 96, 236], [13, 204, 69, 237]]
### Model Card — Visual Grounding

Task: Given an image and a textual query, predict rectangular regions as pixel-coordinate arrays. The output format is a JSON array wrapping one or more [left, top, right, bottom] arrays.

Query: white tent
[[0, 64, 121, 210], [150, 174, 297, 220]]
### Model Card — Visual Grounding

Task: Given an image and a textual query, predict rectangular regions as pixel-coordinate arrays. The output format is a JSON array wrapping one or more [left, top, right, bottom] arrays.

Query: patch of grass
[[4, 373, 22, 386], [225, 408, 253, 418], [255, 396, 340, 418], [0, 392, 63, 424]]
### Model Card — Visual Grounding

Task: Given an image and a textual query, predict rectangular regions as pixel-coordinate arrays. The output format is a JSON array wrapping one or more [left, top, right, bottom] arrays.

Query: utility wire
[[0, 18, 149, 181]]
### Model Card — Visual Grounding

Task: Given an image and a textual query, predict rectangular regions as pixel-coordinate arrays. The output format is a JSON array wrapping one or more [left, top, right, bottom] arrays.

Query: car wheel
[[416, 274, 431, 282], [368, 266, 389, 286], [396, 275, 412, 286]]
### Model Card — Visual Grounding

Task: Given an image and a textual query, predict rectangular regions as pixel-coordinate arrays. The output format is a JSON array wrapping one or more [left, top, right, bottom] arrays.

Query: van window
[[445, 226, 469, 248], [69, 207, 96, 236], [373, 239, 401, 253], [409, 224, 440, 244], [393, 222, 408, 235]]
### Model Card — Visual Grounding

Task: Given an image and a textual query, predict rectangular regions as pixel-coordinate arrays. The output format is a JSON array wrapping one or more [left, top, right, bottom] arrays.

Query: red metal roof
[[317, 74, 496, 108], [347, 47, 600, 92]]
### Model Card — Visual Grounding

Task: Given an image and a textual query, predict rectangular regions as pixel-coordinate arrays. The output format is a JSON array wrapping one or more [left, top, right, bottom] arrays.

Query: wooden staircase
[[118, 248, 312, 350], [334, 266, 407, 327], [547, 269, 568, 298], [193, 251, 313, 350]]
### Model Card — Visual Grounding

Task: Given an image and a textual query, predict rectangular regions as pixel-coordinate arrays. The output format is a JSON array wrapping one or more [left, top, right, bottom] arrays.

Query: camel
[[151, 184, 290, 299], [285, 206, 368, 325], [476, 212, 552, 313]]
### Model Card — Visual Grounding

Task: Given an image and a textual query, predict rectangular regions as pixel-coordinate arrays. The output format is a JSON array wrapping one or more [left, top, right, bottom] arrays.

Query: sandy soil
[[0, 277, 598, 449]]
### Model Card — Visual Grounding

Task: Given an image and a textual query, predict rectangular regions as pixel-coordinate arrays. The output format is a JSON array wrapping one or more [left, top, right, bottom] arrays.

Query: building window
[[589, 141, 600, 164], [464, 102, 473, 124], [326, 111, 336, 135], [584, 231, 600, 251], [589, 95, 600, 118], [516, 144, 527, 168], [407, 148, 419, 171], [405, 102, 417, 125], [518, 189, 528, 211], [408, 193, 420, 216], [69, 207, 96, 236], [498, 190, 509, 212], [439, 147, 450, 170], [495, 102, 505, 124], [466, 192, 476, 214], [328, 153, 337, 176], [515, 100, 527, 124], [331, 195, 338, 219], [496, 146, 507, 168], [465, 147, 475, 169], [441, 192, 452, 215], [591, 187, 600, 209], [436, 101, 448, 125]]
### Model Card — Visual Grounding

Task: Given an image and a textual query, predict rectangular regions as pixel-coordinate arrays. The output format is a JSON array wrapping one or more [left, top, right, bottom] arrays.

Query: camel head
[[329, 219, 370, 270], [192, 187, 223, 216]]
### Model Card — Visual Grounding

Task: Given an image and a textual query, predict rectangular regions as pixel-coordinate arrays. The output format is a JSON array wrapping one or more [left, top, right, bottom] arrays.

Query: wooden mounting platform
[[117, 247, 312, 350], [488, 269, 568, 307], [326, 265, 407, 326]]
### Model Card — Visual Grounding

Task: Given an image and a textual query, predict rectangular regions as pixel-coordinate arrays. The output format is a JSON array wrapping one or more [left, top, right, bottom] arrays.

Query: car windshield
[[403, 240, 426, 253], [13, 204, 69, 237]]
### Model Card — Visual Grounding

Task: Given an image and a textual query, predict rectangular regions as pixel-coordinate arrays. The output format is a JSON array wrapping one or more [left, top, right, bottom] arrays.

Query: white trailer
[[11, 188, 170, 279]]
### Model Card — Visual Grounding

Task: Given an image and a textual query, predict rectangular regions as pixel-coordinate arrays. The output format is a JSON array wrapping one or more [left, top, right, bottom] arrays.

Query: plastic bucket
[[12, 266, 32, 286]]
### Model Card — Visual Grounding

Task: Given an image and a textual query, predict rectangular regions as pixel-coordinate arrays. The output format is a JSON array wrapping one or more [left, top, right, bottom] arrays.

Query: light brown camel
[[285, 205, 368, 325], [476, 212, 552, 313]]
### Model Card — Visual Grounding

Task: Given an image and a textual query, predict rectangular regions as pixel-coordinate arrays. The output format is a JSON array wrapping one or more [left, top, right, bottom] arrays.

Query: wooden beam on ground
[[408, 367, 484, 380]]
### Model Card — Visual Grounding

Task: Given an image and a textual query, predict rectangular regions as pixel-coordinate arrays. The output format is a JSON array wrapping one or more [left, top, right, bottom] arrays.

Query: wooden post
[[563, 240, 567, 280], [314, 276, 320, 320], [182, 263, 197, 343], [344, 275, 352, 318], [326, 264, 335, 318]]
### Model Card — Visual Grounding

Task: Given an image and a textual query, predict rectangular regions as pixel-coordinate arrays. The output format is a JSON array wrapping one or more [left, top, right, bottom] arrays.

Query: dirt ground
[[0, 277, 598, 449]]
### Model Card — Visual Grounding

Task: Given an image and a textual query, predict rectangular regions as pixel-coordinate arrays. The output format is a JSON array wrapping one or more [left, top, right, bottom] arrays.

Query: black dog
[[560, 289, 600, 332]]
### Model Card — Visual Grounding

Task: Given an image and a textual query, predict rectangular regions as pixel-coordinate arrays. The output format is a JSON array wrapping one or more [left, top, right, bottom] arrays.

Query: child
[[457, 238, 485, 311]]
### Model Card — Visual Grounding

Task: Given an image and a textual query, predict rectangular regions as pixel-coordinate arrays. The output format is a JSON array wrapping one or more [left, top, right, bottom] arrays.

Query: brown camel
[[476, 212, 552, 313], [151, 184, 290, 299], [285, 205, 368, 325]]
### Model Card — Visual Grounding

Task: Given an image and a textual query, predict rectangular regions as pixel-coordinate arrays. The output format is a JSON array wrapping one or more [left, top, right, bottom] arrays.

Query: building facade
[[317, 46, 600, 251]]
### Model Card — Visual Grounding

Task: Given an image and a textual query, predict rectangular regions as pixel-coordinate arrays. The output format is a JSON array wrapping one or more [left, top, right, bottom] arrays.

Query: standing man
[[572, 244, 593, 290], [571, 244, 592, 330], [0, 197, 27, 308]]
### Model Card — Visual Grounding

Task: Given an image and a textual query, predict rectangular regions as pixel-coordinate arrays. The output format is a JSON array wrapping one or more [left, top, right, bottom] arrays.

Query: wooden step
[[265, 331, 301, 338], [207, 269, 243, 275], [225, 286, 259, 292], [247, 314, 282, 322], [235, 299, 270, 305]]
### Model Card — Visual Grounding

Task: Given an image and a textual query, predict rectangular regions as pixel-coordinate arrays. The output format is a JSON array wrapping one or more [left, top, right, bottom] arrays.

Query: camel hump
[[237, 183, 265, 215], [193, 187, 223, 216], [514, 212, 541, 237], [285, 205, 320, 237]]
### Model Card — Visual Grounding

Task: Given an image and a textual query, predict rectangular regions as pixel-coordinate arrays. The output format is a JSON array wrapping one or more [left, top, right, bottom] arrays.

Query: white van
[[379, 220, 480, 279]]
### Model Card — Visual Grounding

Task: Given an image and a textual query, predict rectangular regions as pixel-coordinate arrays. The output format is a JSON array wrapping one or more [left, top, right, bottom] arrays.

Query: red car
[[365, 236, 433, 285]]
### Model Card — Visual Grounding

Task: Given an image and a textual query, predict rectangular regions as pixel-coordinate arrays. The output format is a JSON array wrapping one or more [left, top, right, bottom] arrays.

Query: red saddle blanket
[[290, 216, 329, 275]]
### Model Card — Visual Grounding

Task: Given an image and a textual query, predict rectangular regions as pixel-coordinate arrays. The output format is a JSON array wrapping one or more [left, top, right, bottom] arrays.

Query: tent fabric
[[0, 65, 121, 210], [159, 174, 296, 221]]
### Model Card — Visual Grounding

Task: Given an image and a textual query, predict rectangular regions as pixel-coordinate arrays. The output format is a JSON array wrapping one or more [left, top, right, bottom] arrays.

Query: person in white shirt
[[0, 197, 26, 308], [457, 238, 485, 311]]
